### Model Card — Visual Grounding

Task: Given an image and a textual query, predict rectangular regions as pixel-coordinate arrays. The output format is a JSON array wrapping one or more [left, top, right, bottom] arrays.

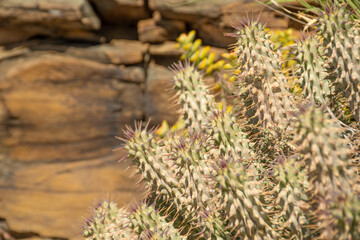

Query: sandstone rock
[[3, 53, 145, 84], [149, 41, 184, 57], [149, 41, 184, 66], [66, 40, 147, 65], [5, 137, 118, 163], [0, 99, 8, 125], [138, 18, 172, 43], [0, 154, 143, 238], [19, 238, 44, 240], [0, 1, 299, 239], [60, 30, 105, 43], [0, 43, 147, 239], [0, 0, 100, 30], [1, 151, 137, 193], [90, 0, 150, 23], [0, 0, 101, 43], [0, 46, 30, 61], [0, 28, 34, 45], [0, 53, 144, 147], [146, 63, 179, 126], [138, 15, 186, 43], [149, 0, 239, 22], [221, 2, 289, 29], [192, 20, 235, 48]]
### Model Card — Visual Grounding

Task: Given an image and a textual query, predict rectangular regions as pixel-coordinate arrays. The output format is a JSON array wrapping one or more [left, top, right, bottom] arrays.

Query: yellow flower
[[155, 120, 170, 136]]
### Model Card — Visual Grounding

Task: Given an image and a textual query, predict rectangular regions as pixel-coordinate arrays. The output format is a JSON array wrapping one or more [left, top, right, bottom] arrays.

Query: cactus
[[295, 35, 332, 105], [317, 8, 360, 123], [271, 156, 311, 239], [84, 2, 360, 239], [83, 201, 184, 239], [215, 156, 279, 239], [230, 20, 296, 133], [83, 201, 130, 239], [293, 106, 360, 238]]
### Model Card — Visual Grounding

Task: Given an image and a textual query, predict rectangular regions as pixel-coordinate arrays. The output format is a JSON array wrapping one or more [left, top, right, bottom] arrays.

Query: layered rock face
[[0, 0, 294, 239]]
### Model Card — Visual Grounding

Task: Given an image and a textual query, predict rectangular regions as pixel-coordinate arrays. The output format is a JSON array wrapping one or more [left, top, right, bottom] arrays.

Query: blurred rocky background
[[0, 0, 298, 239]]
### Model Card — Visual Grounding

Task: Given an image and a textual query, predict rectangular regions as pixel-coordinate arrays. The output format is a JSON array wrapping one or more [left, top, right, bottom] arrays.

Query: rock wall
[[0, 0, 295, 239]]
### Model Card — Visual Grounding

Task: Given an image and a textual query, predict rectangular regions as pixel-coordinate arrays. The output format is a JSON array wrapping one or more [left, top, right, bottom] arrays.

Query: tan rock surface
[[149, 0, 239, 22], [221, 1, 290, 29], [0, 99, 7, 125], [149, 41, 184, 56], [0, 48, 146, 237], [0, 28, 35, 45], [192, 20, 235, 48], [0, 47, 30, 61], [0, 0, 100, 30], [138, 15, 185, 43], [0, 0, 101, 44], [0, 53, 144, 146], [145, 63, 179, 126], [90, 0, 150, 23], [0, 157, 143, 238], [66, 40, 148, 65]]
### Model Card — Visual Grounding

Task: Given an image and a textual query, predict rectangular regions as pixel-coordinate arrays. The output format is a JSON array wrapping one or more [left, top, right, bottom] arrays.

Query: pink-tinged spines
[[214, 155, 279, 239], [231, 20, 295, 129], [294, 105, 360, 238], [126, 203, 185, 240], [317, 8, 360, 123], [83, 201, 130, 240], [119, 121, 181, 203]]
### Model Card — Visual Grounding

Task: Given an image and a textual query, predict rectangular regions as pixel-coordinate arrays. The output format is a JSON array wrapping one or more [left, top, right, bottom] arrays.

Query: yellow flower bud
[[186, 30, 196, 43], [223, 63, 233, 70], [183, 42, 192, 50], [206, 65, 214, 74], [198, 58, 208, 69], [214, 82, 221, 91], [199, 46, 210, 59], [228, 75, 237, 82], [176, 33, 187, 43], [213, 60, 225, 70], [207, 52, 216, 65], [191, 39, 202, 52], [190, 50, 199, 62]]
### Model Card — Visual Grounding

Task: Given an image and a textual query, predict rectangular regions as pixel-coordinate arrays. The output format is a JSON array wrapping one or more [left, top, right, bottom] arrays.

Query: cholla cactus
[[83, 201, 183, 239], [317, 7, 360, 122], [171, 62, 215, 133], [83, 201, 130, 239], [84, 3, 360, 239], [271, 156, 311, 239], [231, 20, 294, 129], [295, 35, 332, 105], [293, 106, 360, 239], [215, 156, 279, 239]]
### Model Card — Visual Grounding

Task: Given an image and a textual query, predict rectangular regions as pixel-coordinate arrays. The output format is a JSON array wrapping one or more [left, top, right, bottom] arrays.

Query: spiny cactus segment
[[294, 106, 360, 238], [83, 201, 130, 240], [231, 20, 295, 129], [317, 8, 360, 123], [84, 2, 360, 239], [295, 35, 331, 105]]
